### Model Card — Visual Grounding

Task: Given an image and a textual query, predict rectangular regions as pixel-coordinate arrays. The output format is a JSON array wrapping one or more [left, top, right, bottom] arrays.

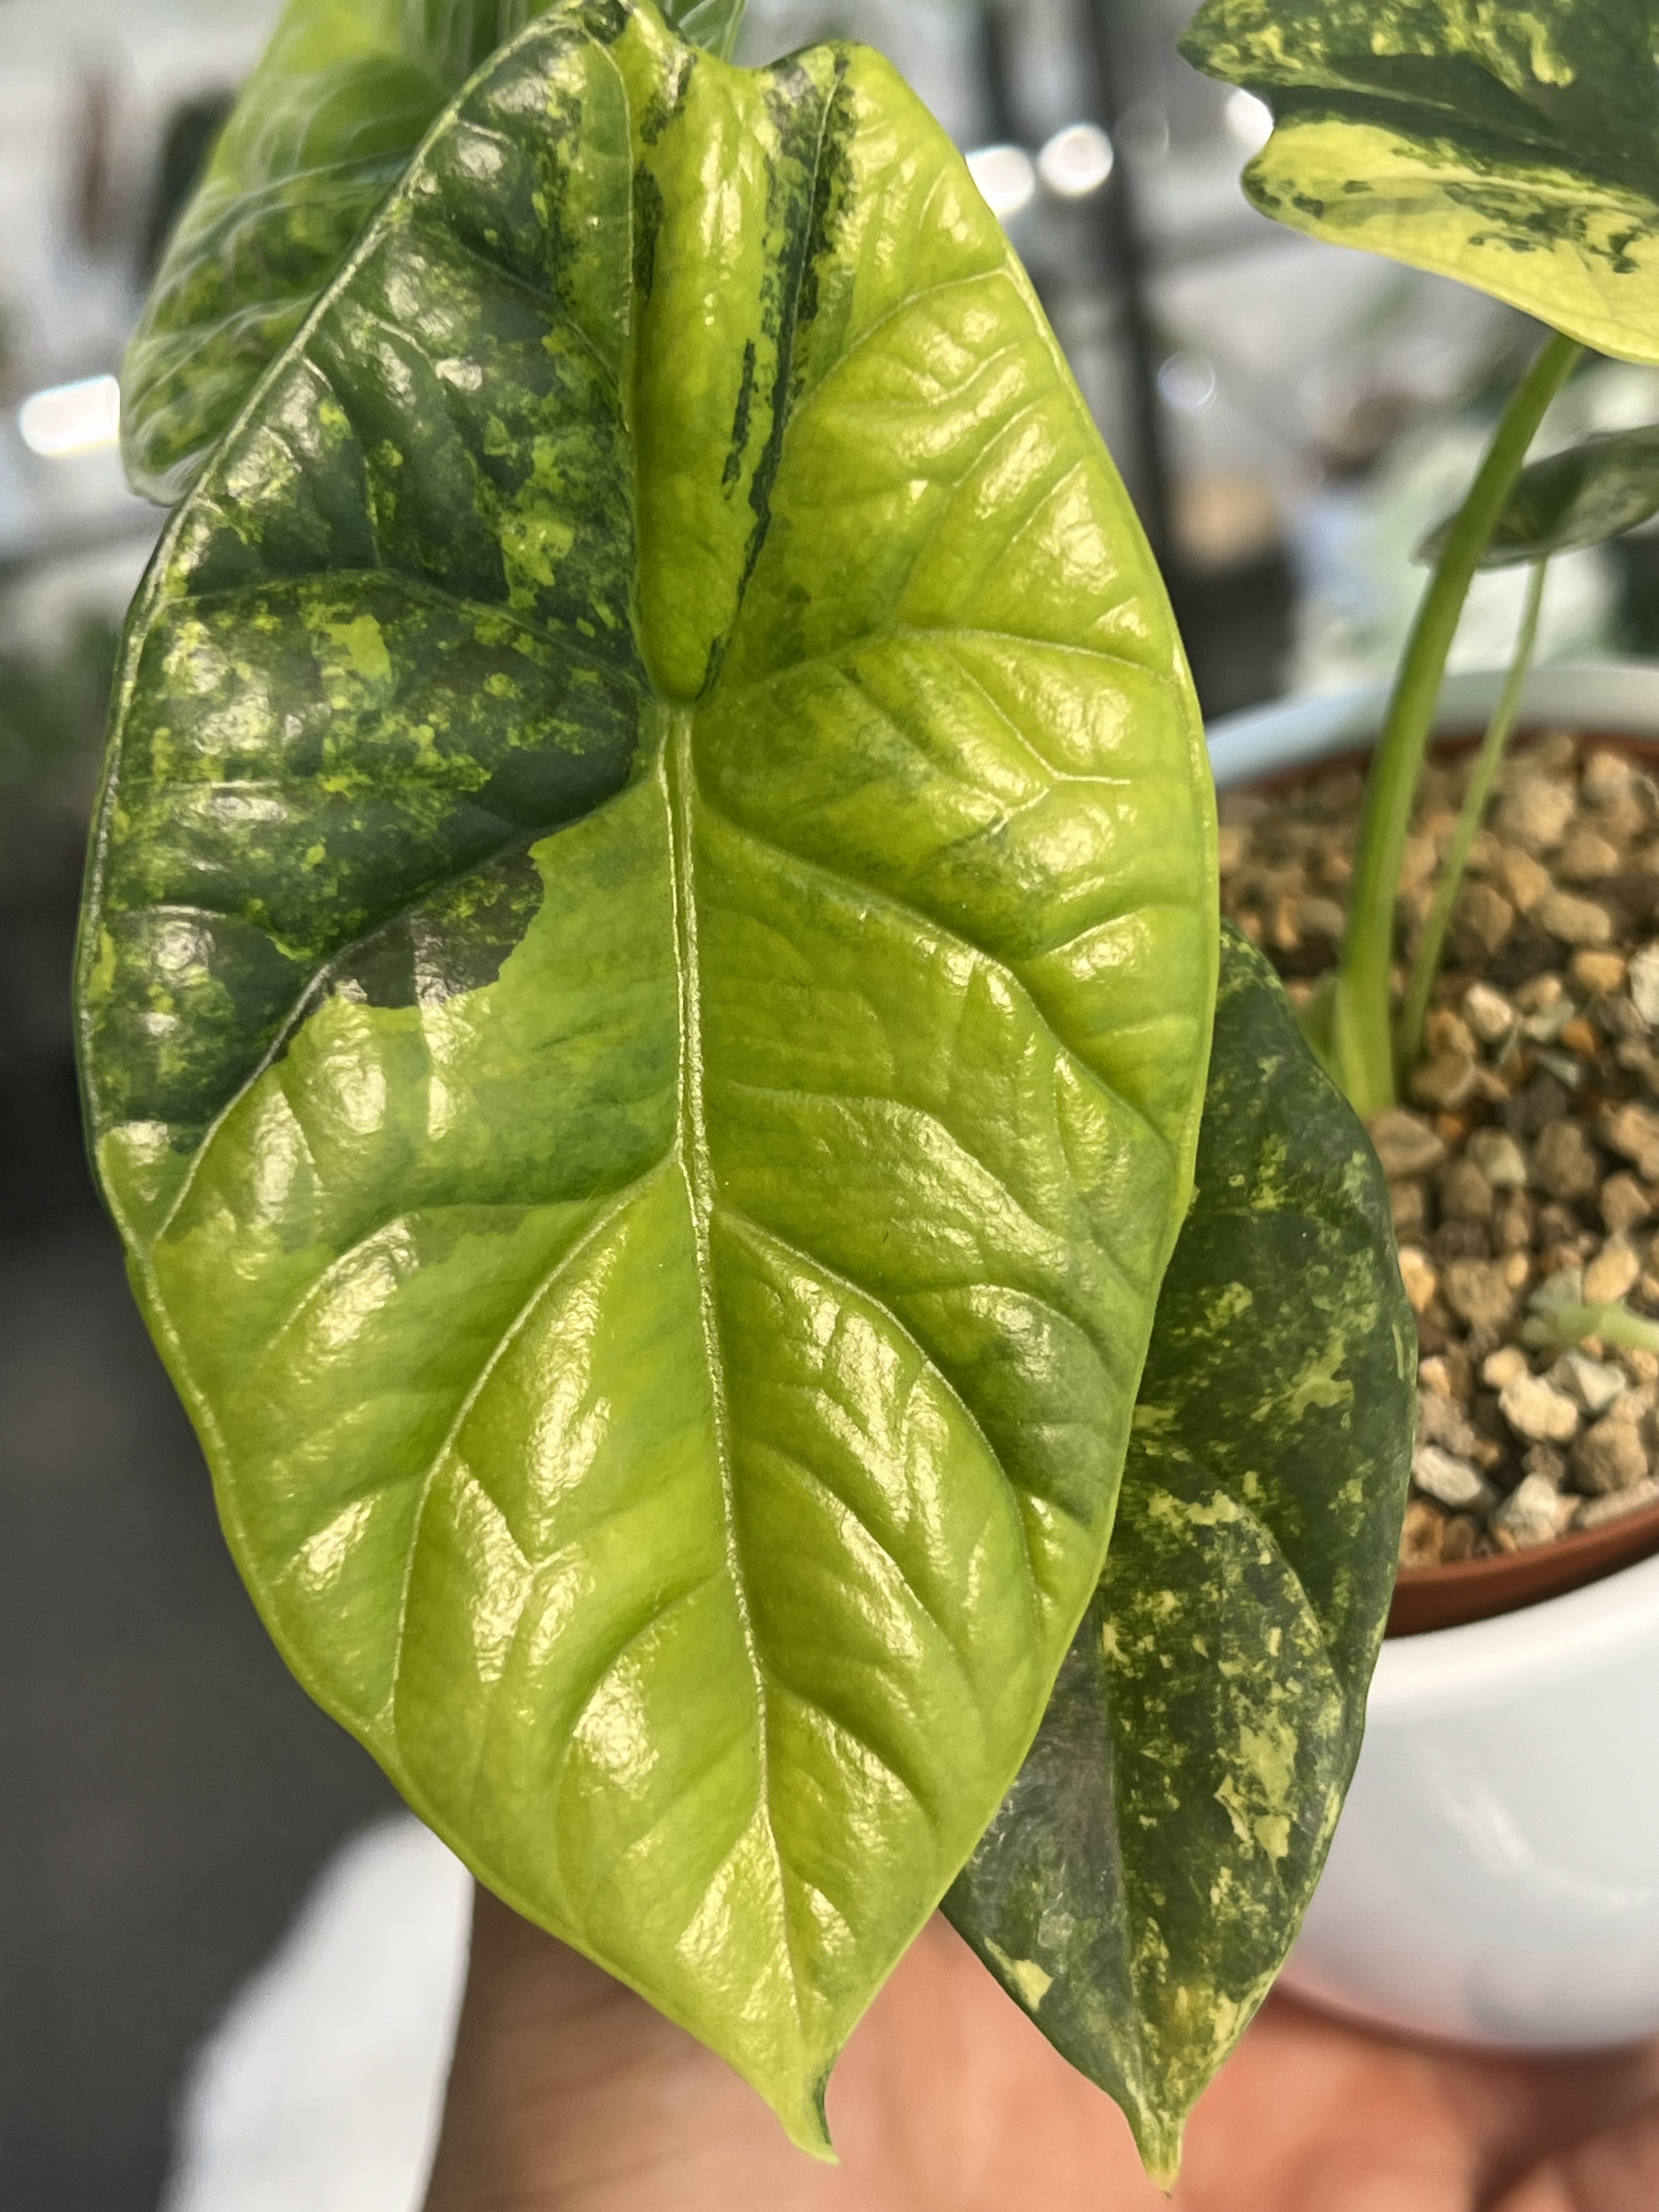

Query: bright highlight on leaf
[[1180, 0, 1659, 368], [80, 0, 1215, 2149], [946, 926, 1413, 2180]]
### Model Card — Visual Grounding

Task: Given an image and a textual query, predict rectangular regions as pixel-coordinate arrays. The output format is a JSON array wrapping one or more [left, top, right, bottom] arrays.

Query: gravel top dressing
[[1220, 729, 1659, 1571]]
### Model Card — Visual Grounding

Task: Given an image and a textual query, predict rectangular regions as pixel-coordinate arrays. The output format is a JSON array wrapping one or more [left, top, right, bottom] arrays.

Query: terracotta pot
[[1208, 660, 1659, 2049]]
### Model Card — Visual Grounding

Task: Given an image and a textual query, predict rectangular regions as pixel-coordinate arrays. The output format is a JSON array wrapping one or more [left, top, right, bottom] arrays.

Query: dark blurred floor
[[0, 870, 396, 2210]]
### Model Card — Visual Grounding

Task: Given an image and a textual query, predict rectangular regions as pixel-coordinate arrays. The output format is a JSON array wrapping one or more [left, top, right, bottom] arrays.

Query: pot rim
[[1366, 1544, 1659, 1713], [1205, 656, 1659, 1667], [1208, 657, 1659, 793]]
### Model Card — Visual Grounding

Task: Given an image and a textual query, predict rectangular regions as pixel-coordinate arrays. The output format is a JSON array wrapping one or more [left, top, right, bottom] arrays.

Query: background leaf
[[946, 924, 1413, 2181], [1419, 422, 1659, 566], [1181, 0, 1659, 365], [80, 0, 1215, 2148], [121, 0, 742, 501]]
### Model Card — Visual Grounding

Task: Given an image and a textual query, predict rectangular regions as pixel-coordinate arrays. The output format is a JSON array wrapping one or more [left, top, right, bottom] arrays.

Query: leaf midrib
[[662, 698, 805, 2029]]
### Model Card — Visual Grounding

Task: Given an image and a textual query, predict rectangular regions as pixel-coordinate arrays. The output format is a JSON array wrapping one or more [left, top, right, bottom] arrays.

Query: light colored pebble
[[1571, 950, 1628, 996], [1497, 778, 1575, 853], [1419, 1353, 1463, 1398], [1522, 1443, 1567, 1487], [1600, 1101, 1659, 1181], [1493, 1473, 1579, 1550], [1571, 1414, 1650, 1494], [1482, 1345, 1529, 1389], [1601, 1173, 1653, 1235], [1556, 829, 1621, 883], [1530, 1265, 1584, 1318], [1540, 889, 1614, 947], [1522, 991, 1577, 1043], [1439, 1159, 1494, 1221], [1584, 1236, 1642, 1304], [1547, 1350, 1627, 1416], [1442, 1514, 1481, 1561], [1617, 1039, 1659, 1093], [1398, 1246, 1438, 1316], [1494, 1193, 1535, 1251], [1399, 832, 1436, 892], [1454, 881, 1516, 956], [1463, 981, 1517, 1043], [1582, 748, 1639, 803], [1466, 1129, 1528, 1190], [1495, 846, 1553, 914], [1216, 824, 1245, 874], [1400, 1498, 1447, 1569], [1369, 1109, 1447, 1179], [1443, 1257, 1518, 1331], [1391, 1178, 1430, 1239], [1499, 1370, 1581, 1443], [1577, 1477, 1659, 1530], [1413, 1442, 1496, 1513], [1531, 1117, 1601, 1201], [1517, 972, 1567, 1013], [1409, 1052, 1479, 1110], [1629, 943, 1659, 1028], [1417, 1387, 1479, 1457], [1523, 731, 1579, 775], [1536, 1047, 1587, 1091], [1297, 895, 1345, 940], [1426, 1010, 1479, 1060]]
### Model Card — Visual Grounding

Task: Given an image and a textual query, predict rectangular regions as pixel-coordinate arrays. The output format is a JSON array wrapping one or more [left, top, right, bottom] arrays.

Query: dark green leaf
[[1419, 423, 1659, 566], [1181, 0, 1659, 365], [946, 925, 1413, 2181], [121, 0, 743, 501], [80, 0, 1216, 2147]]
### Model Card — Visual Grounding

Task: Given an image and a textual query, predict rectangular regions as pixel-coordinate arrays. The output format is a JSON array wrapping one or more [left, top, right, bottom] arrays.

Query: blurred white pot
[[1209, 660, 1659, 2050]]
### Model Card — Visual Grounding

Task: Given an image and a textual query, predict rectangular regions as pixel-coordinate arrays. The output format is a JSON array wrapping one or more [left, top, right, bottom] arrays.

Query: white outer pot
[[1207, 660, 1659, 2051]]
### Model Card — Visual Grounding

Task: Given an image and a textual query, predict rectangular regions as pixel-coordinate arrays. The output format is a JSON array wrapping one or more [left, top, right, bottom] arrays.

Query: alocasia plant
[[1183, 0, 1659, 1115], [78, 0, 1412, 2172]]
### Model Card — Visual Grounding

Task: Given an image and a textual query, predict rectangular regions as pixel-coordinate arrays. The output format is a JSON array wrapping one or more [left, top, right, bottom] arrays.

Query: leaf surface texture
[[1183, 0, 1659, 364], [946, 927, 1412, 2180], [81, 0, 1214, 2143]]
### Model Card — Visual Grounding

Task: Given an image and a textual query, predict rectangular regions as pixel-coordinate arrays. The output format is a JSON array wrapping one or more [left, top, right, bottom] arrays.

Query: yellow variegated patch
[[1183, 0, 1659, 365]]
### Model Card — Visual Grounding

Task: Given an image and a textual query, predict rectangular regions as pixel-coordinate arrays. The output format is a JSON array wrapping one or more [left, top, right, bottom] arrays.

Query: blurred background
[[5, 0, 1659, 2202]]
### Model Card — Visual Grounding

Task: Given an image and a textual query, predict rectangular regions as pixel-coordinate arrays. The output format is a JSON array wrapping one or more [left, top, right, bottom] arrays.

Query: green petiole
[[1396, 556, 1548, 1071], [1323, 331, 1581, 1116]]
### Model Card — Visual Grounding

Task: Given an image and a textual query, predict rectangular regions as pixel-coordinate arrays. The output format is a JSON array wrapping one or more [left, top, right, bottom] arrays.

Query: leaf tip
[[1136, 2115, 1187, 2195], [768, 2064, 838, 2163]]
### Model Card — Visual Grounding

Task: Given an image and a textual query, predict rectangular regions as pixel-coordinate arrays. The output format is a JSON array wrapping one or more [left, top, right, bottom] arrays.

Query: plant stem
[[1327, 330, 1581, 1116], [1396, 556, 1548, 1070]]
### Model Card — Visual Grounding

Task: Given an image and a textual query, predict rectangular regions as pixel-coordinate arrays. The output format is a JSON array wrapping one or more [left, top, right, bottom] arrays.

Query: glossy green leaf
[[946, 926, 1413, 2182], [1181, 0, 1659, 366], [121, 0, 742, 503], [1419, 422, 1659, 567], [79, 0, 1216, 2151]]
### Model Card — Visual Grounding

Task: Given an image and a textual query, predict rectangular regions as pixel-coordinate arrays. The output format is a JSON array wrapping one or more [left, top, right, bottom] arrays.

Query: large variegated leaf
[[1181, 0, 1659, 366], [78, 0, 1215, 2149], [946, 926, 1412, 2181], [120, 0, 743, 502]]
